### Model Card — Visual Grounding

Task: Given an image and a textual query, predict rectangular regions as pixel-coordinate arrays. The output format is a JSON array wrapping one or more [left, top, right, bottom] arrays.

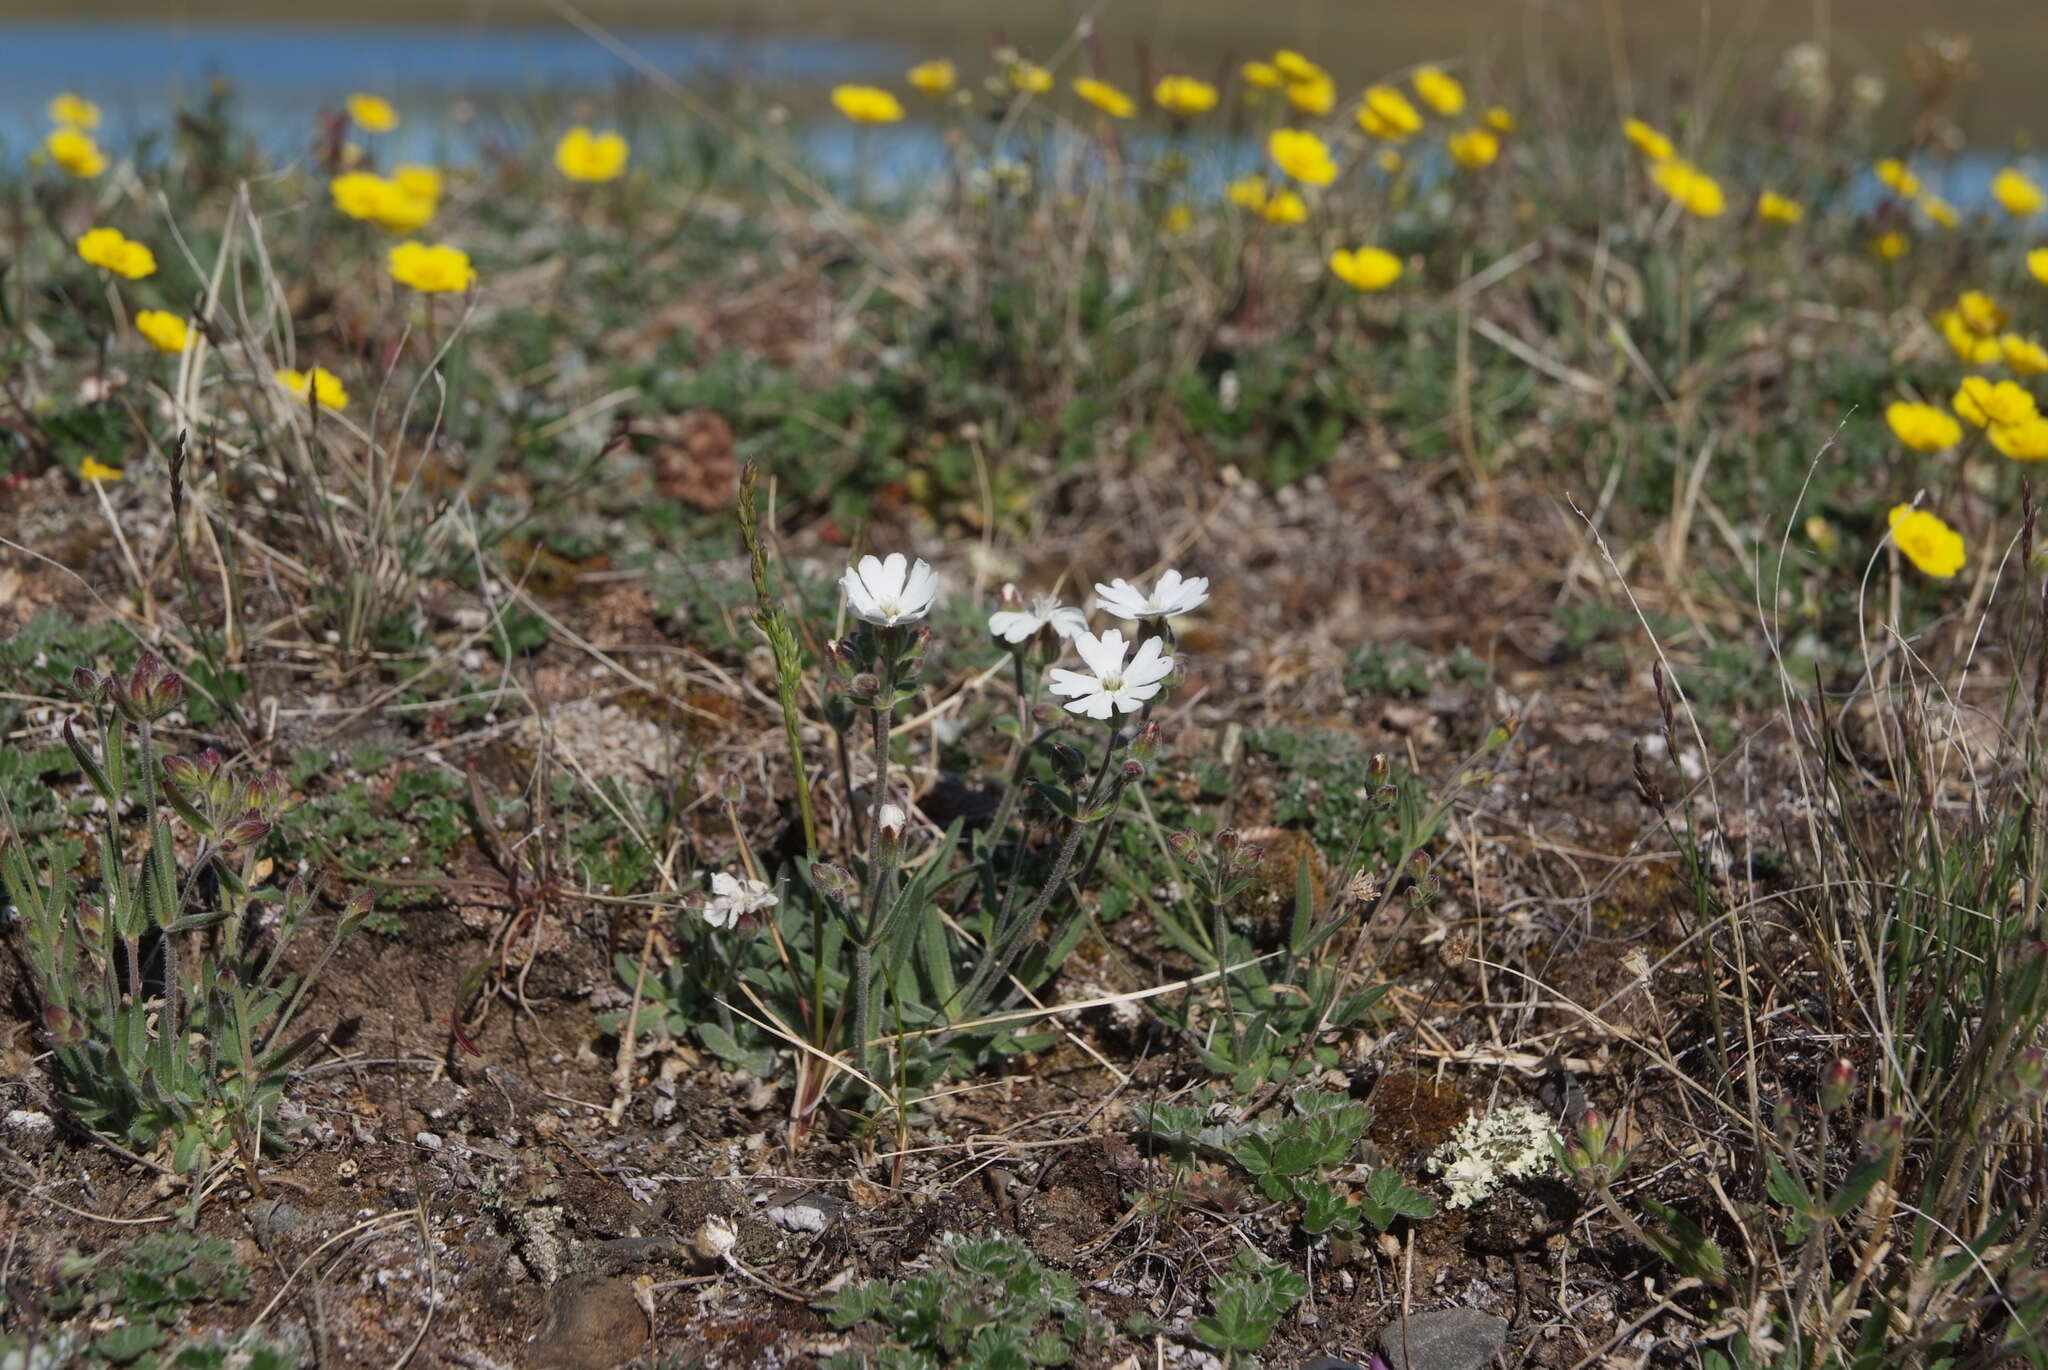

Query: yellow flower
[[1268, 128, 1337, 186], [1756, 190, 1803, 225], [1285, 73, 1336, 117], [48, 93, 101, 130], [76, 227, 155, 279], [1448, 128, 1500, 170], [1990, 418, 2048, 460], [1484, 105, 1516, 134], [1623, 118, 1673, 161], [1375, 148, 1404, 173], [1412, 65, 1466, 117], [1154, 75, 1219, 117], [1939, 312, 2003, 365], [1957, 289, 2005, 335], [330, 172, 434, 232], [1073, 77, 1135, 119], [1955, 376, 2038, 428], [1241, 60, 1283, 90], [1919, 195, 1960, 229], [1272, 51, 1324, 84], [347, 94, 399, 134], [1651, 158, 1725, 218], [79, 458, 124, 484], [1874, 157, 1919, 197], [394, 164, 443, 205], [1261, 189, 1308, 225], [1330, 246, 1402, 291], [1009, 62, 1054, 95], [2031, 248, 2048, 285], [1887, 505, 1965, 579], [276, 367, 349, 412], [1869, 230, 1910, 261], [388, 241, 476, 294], [907, 60, 956, 97], [2001, 334, 2048, 376], [1164, 204, 1194, 236], [1994, 167, 2046, 217], [134, 310, 191, 354], [1884, 400, 1961, 452], [1227, 175, 1269, 212], [555, 127, 629, 183], [45, 128, 107, 179], [832, 85, 905, 124], [1360, 85, 1424, 141]]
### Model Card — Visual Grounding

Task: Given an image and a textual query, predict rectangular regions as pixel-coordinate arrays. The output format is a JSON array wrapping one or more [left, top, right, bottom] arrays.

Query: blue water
[[0, 21, 2035, 212], [0, 22, 904, 159]]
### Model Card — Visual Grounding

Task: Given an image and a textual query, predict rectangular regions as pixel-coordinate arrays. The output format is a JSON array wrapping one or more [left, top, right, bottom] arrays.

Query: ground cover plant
[[5, 10, 2048, 1369]]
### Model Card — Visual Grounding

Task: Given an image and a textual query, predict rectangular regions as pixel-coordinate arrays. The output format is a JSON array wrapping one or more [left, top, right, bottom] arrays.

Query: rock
[[2, 1109, 56, 1157], [1377, 1307, 1508, 1370], [525, 1274, 648, 1370]]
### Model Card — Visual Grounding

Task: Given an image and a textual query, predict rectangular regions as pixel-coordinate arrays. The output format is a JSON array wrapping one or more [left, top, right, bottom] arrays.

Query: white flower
[[1094, 568, 1209, 621], [877, 802, 906, 838], [840, 553, 939, 626], [703, 871, 777, 929], [988, 584, 1088, 644], [1046, 629, 1174, 719]]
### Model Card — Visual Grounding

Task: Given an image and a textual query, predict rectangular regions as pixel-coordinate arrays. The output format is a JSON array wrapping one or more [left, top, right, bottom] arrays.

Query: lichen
[[1427, 1102, 1560, 1209]]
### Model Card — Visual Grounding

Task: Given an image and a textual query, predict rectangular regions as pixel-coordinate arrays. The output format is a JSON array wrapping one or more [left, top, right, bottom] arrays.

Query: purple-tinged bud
[[876, 803, 907, 862], [1368, 753, 1388, 785], [1860, 1115, 1904, 1156], [1217, 828, 1240, 854], [1167, 830, 1199, 862], [1820, 1058, 1857, 1113], [1049, 743, 1087, 781], [43, 1001, 83, 1045], [718, 769, 747, 806], [824, 639, 857, 678], [72, 666, 106, 703], [246, 767, 289, 817], [1235, 844, 1266, 870], [339, 890, 375, 934], [1129, 722, 1162, 763], [219, 812, 273, 848], [75, 897, 104, 939], [997, 582, 1025, 612], [849, 673, 881, 703], [161, 753, 203, 789], [809, 862, 857, 903], [1121, 759, 1145, 782]]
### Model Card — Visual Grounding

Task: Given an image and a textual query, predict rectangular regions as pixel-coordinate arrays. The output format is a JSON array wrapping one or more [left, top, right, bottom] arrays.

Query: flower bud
[[161, 753, 203, 790], [1129, 721, 1161, 763], [75, 897, 104, 939], [1217, 828, 1239, 855], [1235, 843, 1266, 870], [1049, 743, 1087, 781], [337, 890, 375, 936], [809, 861, 857, 903], [120, 652, 185, 722], [1167, 830, 1200, 862], [849, 673, 881, 703], [1120, 758, 1145, 783], [219, 811, 273, 848], [824, 638, 857, 678], [71, 666, 106, 703], [241, 767, 286, 816], [43, 1000, 84, 1045], [996, 582, 1025, 613], [876, 803, 907, 861], [718, 769, 747, 806], [1820, 1058, 1857, 1113], [1368, 753, 1388, 785], [1860, 1115, 1904, 1157]]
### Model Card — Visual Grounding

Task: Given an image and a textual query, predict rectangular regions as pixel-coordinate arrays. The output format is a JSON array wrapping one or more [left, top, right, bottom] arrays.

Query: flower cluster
[[76, 226, 156, 279], [331, 167, 441, 233]]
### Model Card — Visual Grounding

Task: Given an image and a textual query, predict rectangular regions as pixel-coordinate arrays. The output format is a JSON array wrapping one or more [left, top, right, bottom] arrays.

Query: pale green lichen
[[1427, 1101, 1560, 1208]]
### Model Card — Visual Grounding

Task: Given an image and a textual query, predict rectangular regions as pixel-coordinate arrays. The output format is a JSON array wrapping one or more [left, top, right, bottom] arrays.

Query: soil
[[0, 446, 1749, 1368]]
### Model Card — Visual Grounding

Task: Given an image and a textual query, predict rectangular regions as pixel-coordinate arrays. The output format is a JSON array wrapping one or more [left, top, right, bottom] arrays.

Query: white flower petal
[[875, 552, 909, 605], [1047, 606, 1089, 639], [841, 567, 880, 621], [1066, 690, 1115, 719], [1078, 629, 1127, 679], [988, 609, 1035, 642], [902, 559, 938, 614], [1045, 668, 1096, 697]]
